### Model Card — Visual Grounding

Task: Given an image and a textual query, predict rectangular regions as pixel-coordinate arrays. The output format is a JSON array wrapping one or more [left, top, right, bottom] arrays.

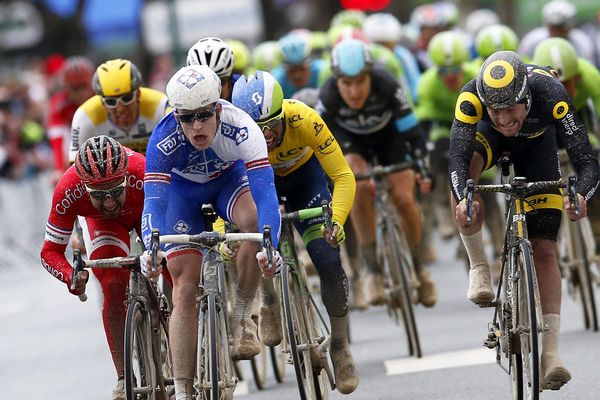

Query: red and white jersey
[[40, 149, 146, 286], [47, 90, 80, 171]]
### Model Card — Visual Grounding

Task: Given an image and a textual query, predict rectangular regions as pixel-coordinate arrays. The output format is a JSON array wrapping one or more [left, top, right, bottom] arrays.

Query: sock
[[174, 377, 193, 400], [460, 231, 488, 269]]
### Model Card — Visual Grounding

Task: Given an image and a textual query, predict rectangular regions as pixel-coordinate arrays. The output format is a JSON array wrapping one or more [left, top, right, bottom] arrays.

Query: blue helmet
[[279, 32, 311, 65], [331, 39, 373, 78], [232, 70, 284, 121]]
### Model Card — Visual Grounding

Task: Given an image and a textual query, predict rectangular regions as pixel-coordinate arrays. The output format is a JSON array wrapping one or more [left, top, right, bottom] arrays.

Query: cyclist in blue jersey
[[142, 65, 282, 400], [271, 31, 329, 98]]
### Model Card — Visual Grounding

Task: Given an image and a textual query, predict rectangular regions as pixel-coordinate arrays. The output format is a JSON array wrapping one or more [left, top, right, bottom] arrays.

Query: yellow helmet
[[92, 58, 142, 97]]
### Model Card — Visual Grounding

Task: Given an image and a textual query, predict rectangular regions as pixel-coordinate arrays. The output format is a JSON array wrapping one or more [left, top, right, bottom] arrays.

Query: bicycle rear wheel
[[383, 220, 422, 358], [514, 242, 541, 400], [125, 301, 157, 400]]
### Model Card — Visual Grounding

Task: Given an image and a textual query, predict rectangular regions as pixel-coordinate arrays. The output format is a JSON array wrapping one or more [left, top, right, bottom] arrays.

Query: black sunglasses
[[257, 112, 284, 133], [102, 92, 137, 108], [86, 180, 127, 201], [175, 107, 217, 124]]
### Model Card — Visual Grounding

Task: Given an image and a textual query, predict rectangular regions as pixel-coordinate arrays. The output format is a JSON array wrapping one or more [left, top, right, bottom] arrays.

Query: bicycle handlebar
[[567, 174, 579, 216], [354, 160, 415, 181], [159, 231, 264, 246]]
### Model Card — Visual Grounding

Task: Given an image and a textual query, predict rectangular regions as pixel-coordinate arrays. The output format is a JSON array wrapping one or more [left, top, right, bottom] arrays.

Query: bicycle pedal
[[483, 338, 497, 349]]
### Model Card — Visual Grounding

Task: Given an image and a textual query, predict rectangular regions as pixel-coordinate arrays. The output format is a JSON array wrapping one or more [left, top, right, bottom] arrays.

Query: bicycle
[[159, 228, 267, 400], [472, 172, 576, 400], [275, 202, 336, 399], [71, 230, 173, 400], [354, 160, 422, 358]]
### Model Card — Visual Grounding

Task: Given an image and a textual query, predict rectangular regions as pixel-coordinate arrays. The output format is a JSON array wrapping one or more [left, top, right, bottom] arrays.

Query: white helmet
[[186, 37, 235, 78], [465, 9, 500, 37], [542, 0, 575, 26], [166, 65, 221, 110], [363, 13, 402, 44]]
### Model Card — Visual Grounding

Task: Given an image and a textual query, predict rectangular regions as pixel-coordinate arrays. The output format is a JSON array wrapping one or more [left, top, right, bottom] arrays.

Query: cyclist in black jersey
[[317, 38, 437, 308], [448, 50, 599, 391]]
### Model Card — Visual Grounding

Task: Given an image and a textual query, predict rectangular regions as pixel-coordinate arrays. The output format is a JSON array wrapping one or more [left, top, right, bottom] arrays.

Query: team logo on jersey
[[174, 220, 191, 234], [158, 132, 182, 155], [318, 135, 336, 154], [313, 122, 323, 135], [221, 122, 249, 145], [177, 69, 205, 89]]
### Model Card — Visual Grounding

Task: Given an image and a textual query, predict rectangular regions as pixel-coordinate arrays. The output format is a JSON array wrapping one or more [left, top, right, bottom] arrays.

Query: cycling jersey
[[317, 66, 425, 157], [142, 100, 281, 249], [271, 59, 329, 98], [448, 64, 600, 203], [270, 99, 355, 225], [40, 149, 146, 287], [572, 58, 600, 118], [69, 87, 170, 160], [47, 90, 79, 172]]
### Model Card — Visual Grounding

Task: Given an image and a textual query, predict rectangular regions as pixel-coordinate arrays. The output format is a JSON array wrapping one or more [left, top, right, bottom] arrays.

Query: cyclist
[[449, 50, 599, 390], [251, 40, 283, 73], [47, 56, 94, 185], [317, 38, 437, 308], [271, 31, 329, 98], [40, 136, 145, 400], [232, 70, 359, 394], [69, 58, 170, 159], [141, 65, 282, 400], [187, 37, 236, 100], [472, 24, 519, 67], [518, 0, 600, 67], [415, 31, 478, 254]]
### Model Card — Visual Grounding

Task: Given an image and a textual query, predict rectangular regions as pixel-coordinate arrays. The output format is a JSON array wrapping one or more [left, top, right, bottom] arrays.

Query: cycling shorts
[[474, 121, 562, 241]]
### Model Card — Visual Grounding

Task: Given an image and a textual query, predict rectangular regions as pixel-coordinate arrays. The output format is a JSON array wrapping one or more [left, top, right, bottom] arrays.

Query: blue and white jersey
[[142, 100, 281, 246], [271, 59, 328, 98]]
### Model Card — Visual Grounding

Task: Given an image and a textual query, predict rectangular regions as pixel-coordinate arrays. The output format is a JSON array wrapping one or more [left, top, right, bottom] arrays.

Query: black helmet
[[476, 51, 528, 110]]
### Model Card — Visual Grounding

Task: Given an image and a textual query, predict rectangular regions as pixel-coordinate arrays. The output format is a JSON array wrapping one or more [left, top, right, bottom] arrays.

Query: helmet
[[331, 39, 373, 78], [363, 13, 402, 44], [186, 37, 235, 78], [309, 31, 328, 57], [75, 135, 128, 186], [62, 56, 94, 87], [166, 65, 221, 110], [231, 70, 283, 121], [279, 32, 311, 65], [93, 59, 142, 97], [464, 9, 500, 37], [476, 51, 529, 109], [226, 39, 251, 73], [330, 9, 366, 29], [475, 24, 519, 59], [411, 2, 457, 29], [252, 41, 283, 71], [533, 37, 579, 81], [542, 0, 575, 26], [428, 31, 468, 67], [328, 26, 369, 48]]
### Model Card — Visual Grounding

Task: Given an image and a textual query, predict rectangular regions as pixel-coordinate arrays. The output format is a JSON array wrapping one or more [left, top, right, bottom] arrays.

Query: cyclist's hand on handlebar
[[256, 247, 283, 279], [563, 193, 587, 220], [456, 198, 480, 227], [141, 250, 165, 280], [218, 241, 239, 262], [69, 269, 89, 296], [321, 220, 345, 247]]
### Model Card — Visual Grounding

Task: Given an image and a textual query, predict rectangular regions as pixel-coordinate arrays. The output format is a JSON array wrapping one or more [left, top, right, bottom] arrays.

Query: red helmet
[[62, 56, 94, 88], [75, 135, 128, 186]]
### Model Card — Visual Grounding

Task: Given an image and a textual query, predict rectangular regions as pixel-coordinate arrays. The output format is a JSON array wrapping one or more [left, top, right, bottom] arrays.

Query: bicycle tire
[[125, 301, 157, 400], [384, 220, 422, 358], [269, 345, 286, 384], [158, 312, 173, 398], [574, 223, 599, 331], [249, 343, 268, 390], [515, 242, 540, 400]]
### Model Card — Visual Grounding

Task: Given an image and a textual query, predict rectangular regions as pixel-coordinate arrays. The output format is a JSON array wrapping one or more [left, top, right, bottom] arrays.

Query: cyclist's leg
[[215, 162, 263, 360], [81, 217, 130, 385]]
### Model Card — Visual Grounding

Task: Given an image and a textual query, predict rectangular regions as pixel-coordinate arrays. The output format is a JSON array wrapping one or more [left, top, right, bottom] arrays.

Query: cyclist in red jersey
[[40, 135, 145, 400], [46, 56, 95, 185]]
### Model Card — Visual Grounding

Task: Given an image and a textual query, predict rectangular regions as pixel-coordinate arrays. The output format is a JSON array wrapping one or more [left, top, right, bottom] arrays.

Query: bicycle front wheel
[[125, 301, 157, 400], [514, 242, 541, 400], [383, 220, 422, 358]]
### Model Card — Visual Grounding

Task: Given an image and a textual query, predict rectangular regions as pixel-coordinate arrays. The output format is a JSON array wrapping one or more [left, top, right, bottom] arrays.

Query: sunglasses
[[102, 92, 137, 108], [257, 111, 284, 133], [86, 180, 127, 201], [438, 65, 461, 75], [175, 106, 217, 124]]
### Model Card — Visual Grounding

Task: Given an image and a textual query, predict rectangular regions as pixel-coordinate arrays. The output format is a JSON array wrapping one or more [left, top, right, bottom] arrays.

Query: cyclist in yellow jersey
[[69, 58, 170, 160], [232, 70, 358, 394]]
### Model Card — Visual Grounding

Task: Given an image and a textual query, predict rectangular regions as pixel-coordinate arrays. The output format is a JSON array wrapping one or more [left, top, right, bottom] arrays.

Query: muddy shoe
[[417, 269, 437, 307], [258, 297, 283, 346], [350, 275, 368, 311], [330, 340, 359, 394], [231, 318, 261, 360], [541, 353, 571, 391], [364, 272, 387, 306], [112, 379, 125, 400], [467, 264, 494, 305]]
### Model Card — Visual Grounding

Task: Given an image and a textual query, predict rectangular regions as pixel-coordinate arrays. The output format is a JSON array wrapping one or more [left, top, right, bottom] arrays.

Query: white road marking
[[385, 348, 496, 375]]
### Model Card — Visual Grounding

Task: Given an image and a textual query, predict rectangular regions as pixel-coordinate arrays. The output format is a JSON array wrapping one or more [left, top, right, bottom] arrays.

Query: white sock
[[174, 377, 193, 400], [233, 289, 254, 322], [542, 313, 561, 357], [460, 231, 488, 269]]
